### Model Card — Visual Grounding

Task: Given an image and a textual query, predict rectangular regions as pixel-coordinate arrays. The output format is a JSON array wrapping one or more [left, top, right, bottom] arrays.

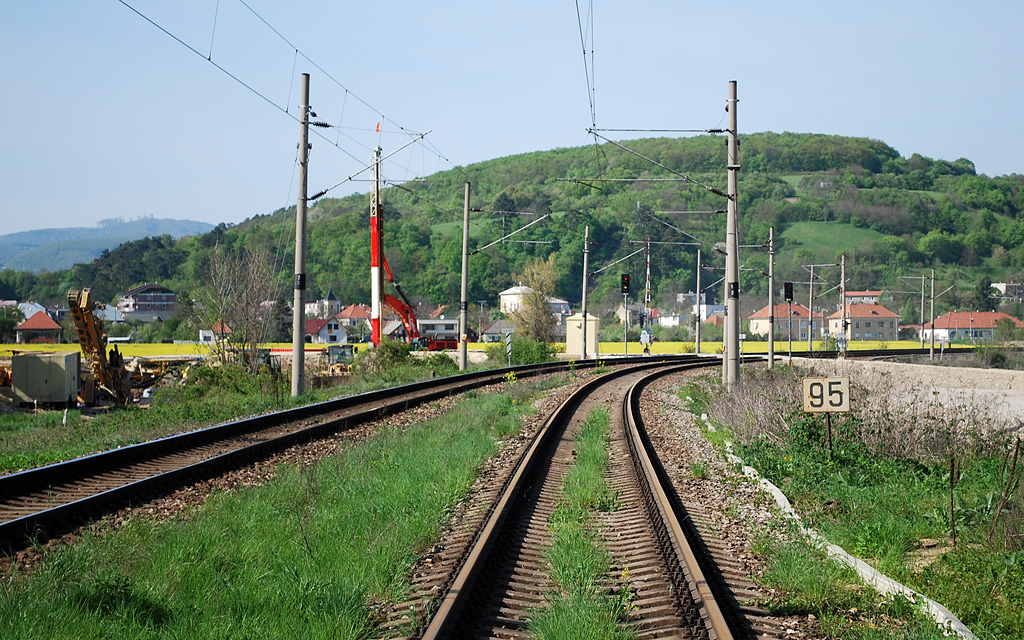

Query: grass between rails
[[529, 407, 634, 640], [0, 354, 471, 473], [0, 376, 557, 639], [679, 371, 1024, 639]]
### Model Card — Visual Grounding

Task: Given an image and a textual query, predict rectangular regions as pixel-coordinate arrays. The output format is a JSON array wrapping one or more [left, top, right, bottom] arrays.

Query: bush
[[485, 335, 554, 365], [350, 338, 412, 375]]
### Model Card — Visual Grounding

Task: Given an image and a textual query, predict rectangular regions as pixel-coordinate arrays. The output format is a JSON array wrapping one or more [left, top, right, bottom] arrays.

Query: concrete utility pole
[[807, 264, 815, 352], [623, 291, 629, 356], [369, 147, 383, 346], [768, 227, 775, 368], [291, 73, 310, 398], [459, 182, 470, 370], [920, 275, 927, 349], [840, 254, 847, 357], [724, 80, 741, 388], [695, 249, 702, 355], [581, 225, 590, 359], [930, 268, 936, 360]]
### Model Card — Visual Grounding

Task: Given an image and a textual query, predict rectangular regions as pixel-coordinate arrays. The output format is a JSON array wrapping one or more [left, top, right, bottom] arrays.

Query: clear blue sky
[[2, 1, 1021, 236]]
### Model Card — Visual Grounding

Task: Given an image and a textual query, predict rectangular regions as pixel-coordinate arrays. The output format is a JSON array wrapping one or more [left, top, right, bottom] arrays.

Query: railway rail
[[0, 357, 653, 554], [2, 347, 958, 636], [413, 358, 774, 639]]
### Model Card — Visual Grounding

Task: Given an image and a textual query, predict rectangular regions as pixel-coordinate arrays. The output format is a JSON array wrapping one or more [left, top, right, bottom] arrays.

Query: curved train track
[[0, 358, 635, 554], [2, 348, 955, 636]]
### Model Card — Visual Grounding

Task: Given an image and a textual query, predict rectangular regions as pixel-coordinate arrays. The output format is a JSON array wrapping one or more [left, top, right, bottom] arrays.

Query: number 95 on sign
[[802, 377, 850, 413]]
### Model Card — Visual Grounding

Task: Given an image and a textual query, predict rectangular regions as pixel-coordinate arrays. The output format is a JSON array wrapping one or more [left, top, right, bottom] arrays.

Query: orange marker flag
[[375, 122, 381, 133]]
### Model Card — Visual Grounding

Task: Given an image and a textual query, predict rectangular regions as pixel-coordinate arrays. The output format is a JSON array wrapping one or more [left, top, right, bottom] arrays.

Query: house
[[748, 303, 824, 340], [694, 303, 726, 322], [18, 301, 45, 320], [923, 311, 1024, 343], [117, 284, 177, 321], [337, 304, 371, 334], [498, 285, 571, 316], [993, 283, 1024, 300], [705, 312, 726, 327], [418, 317, 460, 343], [844, 290, 883, 306], [305, 290, 342, 319], [14, 311, 62, 344], [94, 304, 124, 323], [827, 304, 900, 341], [499, 285, 533, 314], [199, 320, 233, 344], [481, 319, 515, 343], [305, 317, 349, 344]]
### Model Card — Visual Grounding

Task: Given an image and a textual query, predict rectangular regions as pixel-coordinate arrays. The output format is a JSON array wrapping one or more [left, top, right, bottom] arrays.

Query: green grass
[[781, 221, 886, 260], [697, 371, 1024, 639], [0, 383, 541, 639], [0, 357, 480, 474], [754, 533, 948, 639], [529, 407, 634, 640]]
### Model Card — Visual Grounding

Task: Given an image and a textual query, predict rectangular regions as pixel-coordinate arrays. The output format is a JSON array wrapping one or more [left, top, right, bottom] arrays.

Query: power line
[[587, 129, 729, 199], [115, 0, 452, 183]]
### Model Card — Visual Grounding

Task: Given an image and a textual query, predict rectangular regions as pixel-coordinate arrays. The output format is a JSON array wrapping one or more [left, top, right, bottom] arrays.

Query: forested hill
[[3, 132, 1023, 324], [0, 217, 214, 272]]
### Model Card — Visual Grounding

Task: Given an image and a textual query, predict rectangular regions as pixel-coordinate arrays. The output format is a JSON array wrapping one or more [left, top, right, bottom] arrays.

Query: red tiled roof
[[827, 304, 899, 319], [925, 311, 1024, 330], [212, 320, 233, 335], [748, 303, 823, 320], [15, 312, 61, 331], [305, 318, 331, 335], [337, 304, 371, 320]]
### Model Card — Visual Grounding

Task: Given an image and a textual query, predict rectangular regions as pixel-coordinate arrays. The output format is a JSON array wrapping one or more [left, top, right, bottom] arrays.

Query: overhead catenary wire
[[115, 0, 452, 185], [587, 129, 729, 199]]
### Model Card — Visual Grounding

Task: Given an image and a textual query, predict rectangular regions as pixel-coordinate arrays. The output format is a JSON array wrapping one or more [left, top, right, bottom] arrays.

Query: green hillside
[[780, 222, 885, 261], [2, 132, 1022, 340]]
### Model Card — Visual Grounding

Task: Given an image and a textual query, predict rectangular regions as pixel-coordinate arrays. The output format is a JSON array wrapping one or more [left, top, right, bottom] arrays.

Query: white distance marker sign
[[802, 376, 850, 413]]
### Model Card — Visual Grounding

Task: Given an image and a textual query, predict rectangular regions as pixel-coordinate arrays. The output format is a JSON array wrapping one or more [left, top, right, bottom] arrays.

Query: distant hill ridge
[[0, 217, 215, 272]]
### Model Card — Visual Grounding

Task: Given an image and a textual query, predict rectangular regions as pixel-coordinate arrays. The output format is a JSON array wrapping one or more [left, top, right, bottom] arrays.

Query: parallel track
[[1, 358, 676, 554]]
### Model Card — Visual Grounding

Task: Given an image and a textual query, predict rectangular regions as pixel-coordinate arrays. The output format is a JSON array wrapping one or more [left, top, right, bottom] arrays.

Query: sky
[[2, 1, 1022, 236]]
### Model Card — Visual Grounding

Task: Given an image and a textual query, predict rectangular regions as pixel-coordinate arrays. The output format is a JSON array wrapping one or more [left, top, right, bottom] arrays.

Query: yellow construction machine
[[67, 288, 133, 405]]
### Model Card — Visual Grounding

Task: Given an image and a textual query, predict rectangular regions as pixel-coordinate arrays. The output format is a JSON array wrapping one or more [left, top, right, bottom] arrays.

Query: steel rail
[[622, 364, 735, 640], [420, 357, 721, 639], [1, 357, 694, 554]]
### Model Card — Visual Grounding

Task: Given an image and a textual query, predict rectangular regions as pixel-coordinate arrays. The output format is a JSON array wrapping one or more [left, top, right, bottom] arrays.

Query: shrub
[[485, 335, 554, 365]]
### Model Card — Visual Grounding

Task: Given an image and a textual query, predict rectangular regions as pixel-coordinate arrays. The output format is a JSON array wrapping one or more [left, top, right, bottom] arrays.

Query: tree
[[510, 255, 557, 343], [972, 276, 998, 312], [191, 245, 277, 371]]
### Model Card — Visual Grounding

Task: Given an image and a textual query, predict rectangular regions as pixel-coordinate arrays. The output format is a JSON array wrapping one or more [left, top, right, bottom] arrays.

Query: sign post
[[505, 331, 513, 367], [802, 376, 850, 459]]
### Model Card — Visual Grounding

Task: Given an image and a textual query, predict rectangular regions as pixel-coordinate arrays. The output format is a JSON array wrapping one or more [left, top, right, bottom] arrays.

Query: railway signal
[[621, 274, 630, 294]]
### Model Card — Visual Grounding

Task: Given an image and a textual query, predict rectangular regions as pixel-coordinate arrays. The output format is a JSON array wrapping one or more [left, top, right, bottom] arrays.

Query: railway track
[[0, 358, 662, 554], [400, 358, 794, 640]]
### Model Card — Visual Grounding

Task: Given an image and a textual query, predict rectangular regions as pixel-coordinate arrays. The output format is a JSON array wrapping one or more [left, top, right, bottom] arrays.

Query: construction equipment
[[324, 344, 355, 374], [368, 146, 447, 352], [67, 288, 132, 405]]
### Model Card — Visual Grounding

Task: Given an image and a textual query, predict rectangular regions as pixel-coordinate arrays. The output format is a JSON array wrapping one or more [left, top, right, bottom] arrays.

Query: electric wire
[[115, 0, 453, 190], [587, 129, 729, 199], [207, 0, 220, 60]]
